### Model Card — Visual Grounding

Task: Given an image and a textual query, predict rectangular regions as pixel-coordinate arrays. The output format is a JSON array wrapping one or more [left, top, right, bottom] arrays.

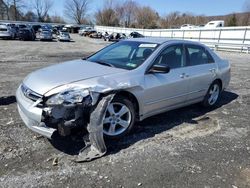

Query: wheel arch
[[113, 90, 140, 121], [213, 78, 223, 90]]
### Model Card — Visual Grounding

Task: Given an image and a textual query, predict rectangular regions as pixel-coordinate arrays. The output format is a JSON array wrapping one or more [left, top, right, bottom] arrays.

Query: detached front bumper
[[16, 86, 56, 139]]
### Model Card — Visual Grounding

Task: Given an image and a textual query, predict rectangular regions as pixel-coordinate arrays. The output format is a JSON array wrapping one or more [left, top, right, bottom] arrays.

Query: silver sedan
[[16, 38, 230, 139]]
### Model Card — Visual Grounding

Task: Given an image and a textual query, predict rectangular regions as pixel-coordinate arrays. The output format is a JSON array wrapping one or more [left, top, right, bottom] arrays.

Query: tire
[[103, 96, 136, 139], [202, 81, 221, 107]]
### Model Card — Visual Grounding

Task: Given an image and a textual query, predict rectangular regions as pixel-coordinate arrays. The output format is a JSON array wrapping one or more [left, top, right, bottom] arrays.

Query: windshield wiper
[[94, 60, 114, 67]]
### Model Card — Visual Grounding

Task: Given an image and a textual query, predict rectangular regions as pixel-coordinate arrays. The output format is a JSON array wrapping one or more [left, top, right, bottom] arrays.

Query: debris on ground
[[52, 157, 59, 166]]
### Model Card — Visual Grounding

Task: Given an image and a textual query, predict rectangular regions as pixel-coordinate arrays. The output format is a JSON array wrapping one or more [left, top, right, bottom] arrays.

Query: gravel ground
[[0, 35, 250, 188]]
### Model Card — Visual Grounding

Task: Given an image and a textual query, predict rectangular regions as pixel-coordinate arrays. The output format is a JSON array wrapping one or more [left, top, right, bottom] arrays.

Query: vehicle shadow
[[39, 39, 57, 42], [58, 40, 75, 43], [106, 91, 238, 154], [49, 91, 238, 156], [0, 96, 16, 106]]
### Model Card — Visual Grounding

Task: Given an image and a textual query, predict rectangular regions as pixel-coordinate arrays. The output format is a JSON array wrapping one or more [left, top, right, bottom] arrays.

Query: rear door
[[184, 44, 218, 101]]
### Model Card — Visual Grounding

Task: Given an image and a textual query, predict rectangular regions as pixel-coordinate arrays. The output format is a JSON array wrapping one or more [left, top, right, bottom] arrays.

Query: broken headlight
[[46, 87, 90, 106]]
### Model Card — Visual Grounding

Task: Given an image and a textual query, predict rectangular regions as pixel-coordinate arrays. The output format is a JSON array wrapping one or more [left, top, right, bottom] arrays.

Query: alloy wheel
[[208, 84, 220, 105], [103, 102, 132, 136]]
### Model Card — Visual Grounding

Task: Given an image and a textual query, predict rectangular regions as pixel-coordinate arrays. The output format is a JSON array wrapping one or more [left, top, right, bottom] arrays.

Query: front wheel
[[103, 97, 136, 139], [202, 81, 221, 107]]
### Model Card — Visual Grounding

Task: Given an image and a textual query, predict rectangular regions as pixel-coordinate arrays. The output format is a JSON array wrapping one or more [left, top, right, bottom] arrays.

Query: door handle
[[209, 68, 216, 73], [180, 73, 185, 78], [180, 73, 189, 78]]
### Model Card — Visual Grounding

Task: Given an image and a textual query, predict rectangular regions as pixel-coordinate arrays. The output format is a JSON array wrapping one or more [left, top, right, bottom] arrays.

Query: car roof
[[125, 37, 205, 46]]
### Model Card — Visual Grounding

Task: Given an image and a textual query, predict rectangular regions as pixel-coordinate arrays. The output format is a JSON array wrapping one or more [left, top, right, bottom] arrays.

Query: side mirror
[[148, 64, 170, 74]]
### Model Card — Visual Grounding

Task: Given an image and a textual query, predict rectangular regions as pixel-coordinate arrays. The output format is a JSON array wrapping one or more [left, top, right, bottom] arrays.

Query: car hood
[[23, 59, 127, 95]]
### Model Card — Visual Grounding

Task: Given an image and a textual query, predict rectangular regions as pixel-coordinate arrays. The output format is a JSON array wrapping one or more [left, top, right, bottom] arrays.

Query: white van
[[205, 20, 224, 28]]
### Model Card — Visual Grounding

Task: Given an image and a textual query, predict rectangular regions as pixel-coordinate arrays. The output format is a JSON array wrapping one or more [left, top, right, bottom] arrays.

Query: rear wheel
[[202, 81, 221, 107], [103, 96, 136, 139]]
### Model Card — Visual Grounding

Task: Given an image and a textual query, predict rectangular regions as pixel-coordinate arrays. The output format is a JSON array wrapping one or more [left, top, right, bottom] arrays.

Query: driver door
[[143, 44, 190, 116]]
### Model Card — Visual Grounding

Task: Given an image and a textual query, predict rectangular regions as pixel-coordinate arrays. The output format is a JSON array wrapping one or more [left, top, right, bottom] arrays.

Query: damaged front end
[[43, 87, 98, 137], [42, 87, 115, 162], [17, 84, 114, 162]]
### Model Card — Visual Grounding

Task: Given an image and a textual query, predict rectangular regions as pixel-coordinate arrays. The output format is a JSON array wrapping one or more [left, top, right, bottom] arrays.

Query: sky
[[52, 0, 248, 18]]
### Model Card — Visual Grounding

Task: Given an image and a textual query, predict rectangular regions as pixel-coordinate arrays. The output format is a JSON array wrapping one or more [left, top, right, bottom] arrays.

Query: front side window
[[87, 41, 159, 70], [186, 44, 214, 66], [153, 44, 185, 69]]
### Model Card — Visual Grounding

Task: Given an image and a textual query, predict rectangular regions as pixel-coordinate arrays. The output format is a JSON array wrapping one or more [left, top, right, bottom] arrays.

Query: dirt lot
[[0, 35, 250, 188]]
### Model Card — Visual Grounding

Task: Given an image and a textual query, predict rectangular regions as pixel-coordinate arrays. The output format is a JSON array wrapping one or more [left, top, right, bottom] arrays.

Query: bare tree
[[2, 0, 25, 20], [64, 0, 89, 24], [33, 0, 53, 22], [122, 0, 138, 27], [95, 8, 119, 26], [160, 11, 208, 29], [9, 0, 25, 20], [95, 0, 119, 26], [135, 6, 159, 29], [23, 10, 37, 21], [50, 15, 65, 24], [2, 0, 12, 19], [0, 0, 7, 19]]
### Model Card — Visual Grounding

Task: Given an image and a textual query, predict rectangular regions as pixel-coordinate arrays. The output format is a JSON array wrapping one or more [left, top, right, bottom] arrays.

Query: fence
[[1, 19, 250, 53], [95, 25, 250, 53]]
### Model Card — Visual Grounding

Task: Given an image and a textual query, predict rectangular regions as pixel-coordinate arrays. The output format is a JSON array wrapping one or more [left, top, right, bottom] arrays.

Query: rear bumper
[[0, 33, 11, 38], [40, 36, 52, 40], [59, 37, 70, 41], [16, 86, 56, 139]]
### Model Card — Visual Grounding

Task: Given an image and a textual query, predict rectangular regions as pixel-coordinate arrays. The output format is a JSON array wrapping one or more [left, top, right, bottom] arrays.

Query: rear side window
[[0, 28, 7, 31], [186, 44, 214, 66]]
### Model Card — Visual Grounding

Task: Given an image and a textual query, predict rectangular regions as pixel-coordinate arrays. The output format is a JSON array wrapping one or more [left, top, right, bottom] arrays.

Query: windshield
[[87, 41, 159, 70], [42, 30, 50, 34], [61, 32, 69, 35]]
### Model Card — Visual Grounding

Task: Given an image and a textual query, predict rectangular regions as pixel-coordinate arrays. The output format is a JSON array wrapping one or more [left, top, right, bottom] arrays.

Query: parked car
[[16, 38, 230, 140], [11, 25, 19, 38], [102, 31, 109, 39], [30, 25, 42, 33], [3, 23, 19, 38], [78, 27, 93, 36], [53, 25, 64, 35], [78, 27, 87, 36], [198, 24, 205, 28], [89, 32, 103, 39], [104, 32, 127, 42], [18, 28, 36, 41], [17, 24, 27, 29], [0, 24, 15, 39], [57, 31, 71, 42], [128, 32, 144, 38], [39, 29, 53, 41], [82, 28, 96, 37], [180, 24, 197, 29], [41, 24, 53, 32]]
